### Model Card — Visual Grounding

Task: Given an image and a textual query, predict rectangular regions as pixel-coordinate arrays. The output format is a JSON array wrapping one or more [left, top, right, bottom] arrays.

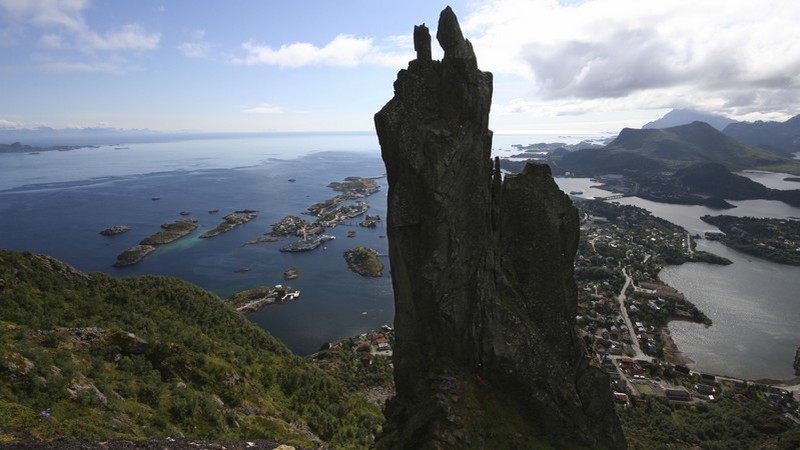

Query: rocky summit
[[375, 7, 626, 449]]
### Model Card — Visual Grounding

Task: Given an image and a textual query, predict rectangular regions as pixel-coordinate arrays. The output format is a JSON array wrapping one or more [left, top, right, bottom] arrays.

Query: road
[[618, 267, 647, 360]]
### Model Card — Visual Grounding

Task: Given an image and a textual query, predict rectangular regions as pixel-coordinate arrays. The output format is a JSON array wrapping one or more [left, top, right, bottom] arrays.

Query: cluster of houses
[[572, 201, 799, 416], [349, 325, 394, 358]]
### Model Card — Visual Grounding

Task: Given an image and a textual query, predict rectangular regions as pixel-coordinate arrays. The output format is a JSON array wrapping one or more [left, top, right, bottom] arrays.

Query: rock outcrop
[[795, 346, 800, 376], [375, 7, 626, 449]]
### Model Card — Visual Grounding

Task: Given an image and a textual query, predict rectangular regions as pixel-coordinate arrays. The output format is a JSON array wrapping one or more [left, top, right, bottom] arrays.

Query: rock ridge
[[375, 7, 626, 449]]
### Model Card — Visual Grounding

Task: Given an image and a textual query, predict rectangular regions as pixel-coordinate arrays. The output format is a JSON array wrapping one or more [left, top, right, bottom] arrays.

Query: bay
[[0, 131, 603, 355], [660, 240, 800, 380], [609, 194, 800, 380], [1, 135, 392, 355]]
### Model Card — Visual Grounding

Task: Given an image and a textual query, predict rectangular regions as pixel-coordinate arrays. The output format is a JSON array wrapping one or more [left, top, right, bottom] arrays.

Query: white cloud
[[461, 0, 800, 120], [0, 0, 87, 31], [0, 118, 24, 129], [80, 24, 159, 52], [237, 34, 373, 68], [0, 0, 160, 73], [242, 103, 283, 114], [37, 59, 136, 74], [178, 41, 211, 59], [235, 34, 413, 68], [178, 29, 212, 59]]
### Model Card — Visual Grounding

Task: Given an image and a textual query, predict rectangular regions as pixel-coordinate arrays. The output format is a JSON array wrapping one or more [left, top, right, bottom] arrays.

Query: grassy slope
[[0, 250, 381, 448]]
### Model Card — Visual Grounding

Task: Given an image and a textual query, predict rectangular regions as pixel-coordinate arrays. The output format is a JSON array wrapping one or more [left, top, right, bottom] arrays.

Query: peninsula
[[701, 215, 800, 265], [227, 284, 300, 313]]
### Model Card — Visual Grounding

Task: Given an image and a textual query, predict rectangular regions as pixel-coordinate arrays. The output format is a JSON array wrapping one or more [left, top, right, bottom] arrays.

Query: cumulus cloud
[[236, 34, 372, 68], [0, 0, 160, 73], [0, 118, 24, 129], [234, 34, 413, 68], [462, 0, 800, 119], [242, 103, 283, 114]]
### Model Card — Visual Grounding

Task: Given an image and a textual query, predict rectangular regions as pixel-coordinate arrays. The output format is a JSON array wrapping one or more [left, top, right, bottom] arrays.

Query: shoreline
[[662, 317, 800, 387], [659, 324, 694, 367]]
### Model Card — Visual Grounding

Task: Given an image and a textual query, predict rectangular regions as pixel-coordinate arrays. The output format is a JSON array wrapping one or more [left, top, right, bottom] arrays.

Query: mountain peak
[[375, 7, 625, 448], [643, 108, 736, 131]]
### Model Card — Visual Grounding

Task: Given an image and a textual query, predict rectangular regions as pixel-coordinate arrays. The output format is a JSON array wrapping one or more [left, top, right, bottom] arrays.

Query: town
[[572, 198, 800, 446]]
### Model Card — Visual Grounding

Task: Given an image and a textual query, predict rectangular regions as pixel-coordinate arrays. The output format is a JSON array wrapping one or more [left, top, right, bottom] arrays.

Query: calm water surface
[[612, 193, 800, 379], [1, 135, 392, 355], [1, 132, 595, 355], [6, 134, 799, 375]]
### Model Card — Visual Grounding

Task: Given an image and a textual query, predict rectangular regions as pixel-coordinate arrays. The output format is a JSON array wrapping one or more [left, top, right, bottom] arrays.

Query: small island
[[359, 214, 382, 228], [114, 218, 198, 267], [280, 235, 335, 252], [283, 267, 299, 280], [701, 215, 800, 265], [344, 247, 384, 277], [113, 245, 156, 267], [269, 214, 324, 238], [140, 218, 198, 245], [100, 225, 131, 236], [305, 177, 380, 226], [240, 236, 278, 247], [0, 142, 97, 153], [200, 210, 258, 238]]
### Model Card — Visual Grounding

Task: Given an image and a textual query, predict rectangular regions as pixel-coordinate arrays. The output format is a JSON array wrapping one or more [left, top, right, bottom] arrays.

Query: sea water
[[1, 134, 392, 355], [10, 132, 797, 378]]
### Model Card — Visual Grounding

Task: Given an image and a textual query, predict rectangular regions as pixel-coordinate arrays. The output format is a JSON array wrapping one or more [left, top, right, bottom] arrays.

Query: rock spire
[[375, 6, 626, 449]]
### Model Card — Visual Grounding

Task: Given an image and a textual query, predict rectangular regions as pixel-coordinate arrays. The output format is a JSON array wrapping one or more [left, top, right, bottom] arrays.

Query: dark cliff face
[[375, 7, 626, 449]]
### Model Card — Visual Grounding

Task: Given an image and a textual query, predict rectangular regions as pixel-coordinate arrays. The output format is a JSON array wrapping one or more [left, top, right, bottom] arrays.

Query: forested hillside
[[0, 250, 381, 448]]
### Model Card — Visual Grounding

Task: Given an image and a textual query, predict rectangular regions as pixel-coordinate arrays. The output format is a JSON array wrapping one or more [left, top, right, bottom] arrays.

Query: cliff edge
[[375, 7, 626, 449]]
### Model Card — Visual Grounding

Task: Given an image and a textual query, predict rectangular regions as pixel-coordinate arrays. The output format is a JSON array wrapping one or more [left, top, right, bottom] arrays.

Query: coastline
[[660, 319, 695, 367]]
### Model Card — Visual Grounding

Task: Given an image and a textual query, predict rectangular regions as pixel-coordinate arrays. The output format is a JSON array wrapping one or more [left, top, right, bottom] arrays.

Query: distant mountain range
[[723, 114, 800, 155], [559, 121, 800, 175], [643, 108, 737, 131], [642, 108, 800, 156]]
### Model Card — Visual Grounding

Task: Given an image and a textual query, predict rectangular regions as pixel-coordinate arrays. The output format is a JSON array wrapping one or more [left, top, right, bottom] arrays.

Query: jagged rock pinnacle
[[375, 7, 626, 449], [413, 24, 431, 62]]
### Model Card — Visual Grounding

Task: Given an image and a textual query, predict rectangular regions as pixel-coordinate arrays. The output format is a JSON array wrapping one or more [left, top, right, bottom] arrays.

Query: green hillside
[[560, 121, 800, 176], [0, 250, 381, 447]]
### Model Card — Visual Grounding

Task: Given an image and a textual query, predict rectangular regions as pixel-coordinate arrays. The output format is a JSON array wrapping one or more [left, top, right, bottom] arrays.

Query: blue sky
[[1, 0, 799, 134]]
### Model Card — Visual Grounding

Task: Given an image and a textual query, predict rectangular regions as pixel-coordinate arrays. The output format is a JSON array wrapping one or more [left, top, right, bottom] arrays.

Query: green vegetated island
[[344, 247, 384, 277], [199, 210, 258, 238], [113, 218, 199, 267], [702, 215, 800, 265], [111, 210, 261, 268]]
